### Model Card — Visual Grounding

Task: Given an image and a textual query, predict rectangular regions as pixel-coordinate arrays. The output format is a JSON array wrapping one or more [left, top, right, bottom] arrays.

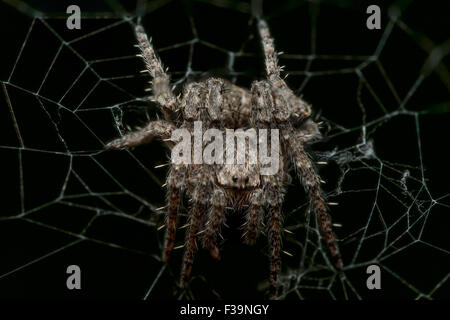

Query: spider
[[105, 18, 343, 298]]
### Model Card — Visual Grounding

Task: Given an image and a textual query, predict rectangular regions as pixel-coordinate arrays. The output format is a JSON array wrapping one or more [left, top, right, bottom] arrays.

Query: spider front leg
[[286, 129, 343, 269], [135, 24, 178, 118], [257, 19, 281, 83], [256, 19, 312, 120], [201, 188, 226, 260], [105, 120, 175, 149]]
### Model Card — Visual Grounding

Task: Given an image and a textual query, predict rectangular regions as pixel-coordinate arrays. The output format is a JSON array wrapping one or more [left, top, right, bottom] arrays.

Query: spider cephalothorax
[[106, 19, 342, 298]]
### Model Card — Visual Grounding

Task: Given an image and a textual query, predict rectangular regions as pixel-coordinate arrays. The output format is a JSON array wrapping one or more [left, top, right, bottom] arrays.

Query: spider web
[[0, 0, 449, 299]]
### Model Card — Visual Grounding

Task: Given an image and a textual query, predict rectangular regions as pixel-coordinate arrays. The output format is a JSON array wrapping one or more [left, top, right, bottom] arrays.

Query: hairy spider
[[106, 19, 342, 298]]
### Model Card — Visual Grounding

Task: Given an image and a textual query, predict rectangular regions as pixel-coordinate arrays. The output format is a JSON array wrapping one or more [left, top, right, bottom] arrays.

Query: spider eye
[[245, 176, 249, 183], [232, 175, 238, 182]]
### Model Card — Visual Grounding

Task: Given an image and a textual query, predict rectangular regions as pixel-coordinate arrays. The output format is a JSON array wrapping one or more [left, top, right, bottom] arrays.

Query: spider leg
[[180, 200, 206, 287], [225, 83, 252, 127], [135, 24, 178, 118], [268, 205, 282, 299], [181, 82, 206, 121], [105, 120, 175, 149], [204, 78, 253, 128], [285, 128, 343, 269], [263, 175, 283, 299], [201, 188, 226, 260], [180, 167, 212, 287], [180, 160, 220, 284], [257, 19, 282, 83], [243, 189, 264, 245], [162, 165, 186, 261], [163, 185, 180, 261], [204, 78, 225, 122], [255, 19, 311, 121]]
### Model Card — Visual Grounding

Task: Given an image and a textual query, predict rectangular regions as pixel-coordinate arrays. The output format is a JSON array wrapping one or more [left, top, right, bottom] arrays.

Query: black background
[[0, 0, 448, 301]]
